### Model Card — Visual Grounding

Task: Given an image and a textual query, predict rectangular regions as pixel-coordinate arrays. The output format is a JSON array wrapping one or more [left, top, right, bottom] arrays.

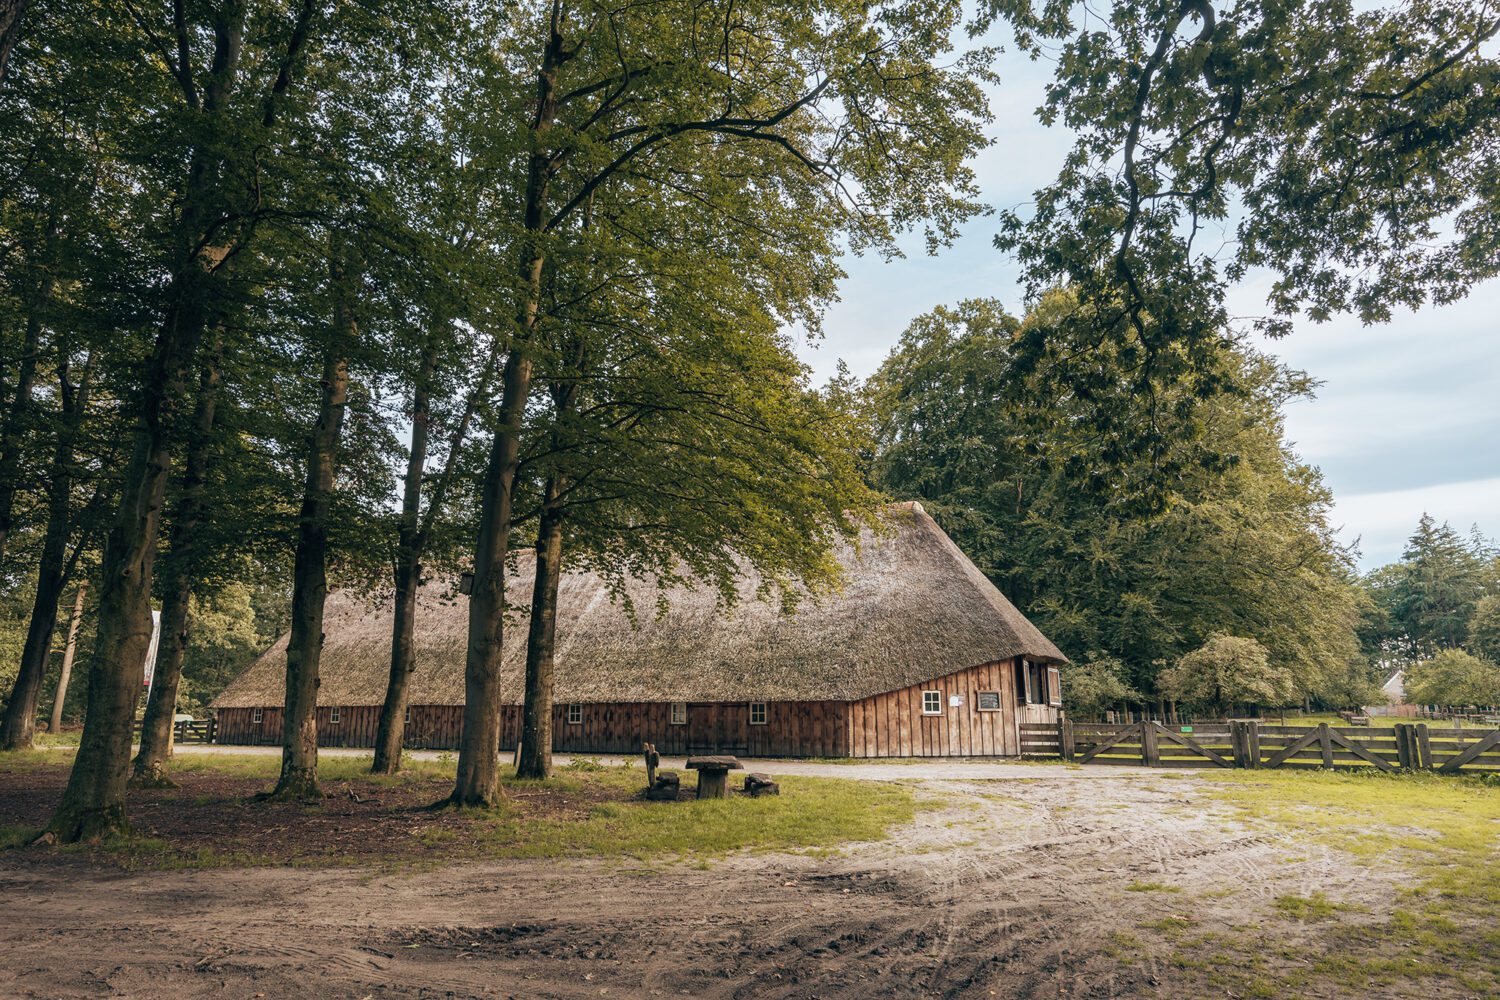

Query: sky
[[794, 40, 1500, 572]]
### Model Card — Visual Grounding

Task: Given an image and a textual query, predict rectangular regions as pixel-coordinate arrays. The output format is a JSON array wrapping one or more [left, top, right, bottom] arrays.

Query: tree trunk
[[131, 352, 220, 788], [447, 16, 564, 807], [268, 275, 352, 801], [2, 348, 89, 750], [47, 302, 204, 840], [372, 342, 436, 774], [0, 0, 29, 87], [516, 499, 565, 780], [49, 582, 86, 734], [0, 216, 51, 569]]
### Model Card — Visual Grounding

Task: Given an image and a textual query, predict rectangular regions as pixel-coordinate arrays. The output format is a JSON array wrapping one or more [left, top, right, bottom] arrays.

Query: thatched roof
[[212, 503, 1066, 709]]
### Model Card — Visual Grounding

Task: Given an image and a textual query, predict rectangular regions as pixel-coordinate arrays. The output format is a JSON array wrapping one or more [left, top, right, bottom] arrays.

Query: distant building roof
[[214, 504, 1066, 709]]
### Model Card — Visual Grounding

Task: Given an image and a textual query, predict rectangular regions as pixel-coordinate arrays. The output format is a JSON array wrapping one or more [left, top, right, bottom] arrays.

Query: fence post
[[1318, 722, 1334, 768], [1230, 721, 1247, 768], [1415, 723, 1431, 770], [1395, 723, 1412, 769], [1141, 721, 1160, 767], [1060, 718, 1075, 761], [1246, 720, 1260, 768]]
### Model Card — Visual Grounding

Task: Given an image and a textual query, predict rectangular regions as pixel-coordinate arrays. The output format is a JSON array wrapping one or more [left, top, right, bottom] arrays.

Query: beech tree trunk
[[0, 0, 30, 94], [131, 352, 220, 787], [49, 582, 86, 734], [269, 270, 353, 801], [516, 498, 565, 780], [2, 349, 89, 750], [0, 217, 51, 569], [448, 14, 565, 807], [372, 344, 435, 774], [47, 294, 206, 840]]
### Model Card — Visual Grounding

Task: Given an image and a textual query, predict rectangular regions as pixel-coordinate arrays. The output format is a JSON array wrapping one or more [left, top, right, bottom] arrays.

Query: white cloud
[[1329, 477, 1500, 569]]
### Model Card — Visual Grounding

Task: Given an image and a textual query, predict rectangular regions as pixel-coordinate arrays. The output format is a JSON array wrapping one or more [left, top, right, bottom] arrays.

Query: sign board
[[1181, 726, 1193, 733], [949, 695, 963, 707], [977, 691, 1001, 711]]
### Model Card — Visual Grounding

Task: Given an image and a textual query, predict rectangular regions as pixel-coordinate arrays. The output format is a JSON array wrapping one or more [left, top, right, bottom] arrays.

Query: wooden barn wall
[[552, 701, 848, 758], [214, 663, 1057, 758], [845, 658, 1059, 758], [215, 702, 848, 756]]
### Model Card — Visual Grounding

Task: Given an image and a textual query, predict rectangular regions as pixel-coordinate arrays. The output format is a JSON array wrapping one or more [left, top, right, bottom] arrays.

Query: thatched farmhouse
[[212, 503, 1067, 757]]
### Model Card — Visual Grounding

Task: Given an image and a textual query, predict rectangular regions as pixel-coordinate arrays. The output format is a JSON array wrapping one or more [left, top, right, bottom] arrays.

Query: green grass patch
[[1273, 892, 1345, 921], [1125, 880, 1182, 893], [3, 751, 925, 871], [1185, 768, 1500, 995]]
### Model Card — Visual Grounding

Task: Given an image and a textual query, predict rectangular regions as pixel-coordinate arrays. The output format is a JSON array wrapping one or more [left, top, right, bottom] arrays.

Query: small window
[[252, 707, 263, 724], [922, 690, 943, 715], [977, 691, 1001, 712], [329, 707, 341, 725], [1047, 665, 1063, 707], [404, 705, 411, 725], [749, 702, 767, 725], [670, 702, 687, 725], [567, 703, 583, 725]]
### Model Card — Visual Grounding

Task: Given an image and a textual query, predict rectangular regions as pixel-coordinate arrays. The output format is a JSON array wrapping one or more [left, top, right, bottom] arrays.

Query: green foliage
[[1057, 658, 1142, 718], [1469, 596, 1500, 663], [1160, 634, 1297, 714], [1360, 516, 1498, 661], [979, 0, 1500, 473], [866, 296, 1362, 707], [1403, 649, 1500, 708]]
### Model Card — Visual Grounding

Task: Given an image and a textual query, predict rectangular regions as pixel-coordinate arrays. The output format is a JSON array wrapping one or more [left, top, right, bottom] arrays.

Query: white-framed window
[[404, 705, 411, 725], [252, 707, 263, 724], [670, 702, 687, 725], [567, 703, 583, 725], [976, 691, 1002, 712], [922, 690, 943, 715], [749, 702, 767, 725], [329, 707, 341, 725]]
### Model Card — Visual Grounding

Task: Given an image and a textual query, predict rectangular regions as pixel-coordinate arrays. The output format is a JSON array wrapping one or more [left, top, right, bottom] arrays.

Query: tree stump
[[743, 773, 779, 797], [645, 771, 679, 801], [642, 742, 660, 789]]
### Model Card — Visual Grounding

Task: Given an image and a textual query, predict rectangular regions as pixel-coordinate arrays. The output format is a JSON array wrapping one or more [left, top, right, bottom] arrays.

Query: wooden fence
[[1021, 720, 1500, 774], [130, 718, 217, 744]]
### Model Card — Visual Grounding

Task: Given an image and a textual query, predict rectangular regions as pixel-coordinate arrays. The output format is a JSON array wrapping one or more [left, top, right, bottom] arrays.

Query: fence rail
[[1021, 720, 1500, 774], [130, 718, 217, 744]]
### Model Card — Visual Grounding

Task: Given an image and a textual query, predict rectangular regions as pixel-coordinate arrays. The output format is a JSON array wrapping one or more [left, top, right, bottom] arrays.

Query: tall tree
[[43, 0, 322, 841], [867, 295, 1364, 705], [0, 341, 93, 749], [449, 0, 993, 807], [267, 245, 357, 801], [982, 0, 1500, 472], [130, 347, 222, 785]]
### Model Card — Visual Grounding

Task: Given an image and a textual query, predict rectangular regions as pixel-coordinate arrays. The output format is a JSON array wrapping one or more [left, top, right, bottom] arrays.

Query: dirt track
[[0, 767, 1404, 1000]]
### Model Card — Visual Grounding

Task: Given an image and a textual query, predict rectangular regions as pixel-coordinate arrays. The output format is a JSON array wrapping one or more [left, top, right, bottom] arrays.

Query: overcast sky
[[795, 42, 1499, 572]]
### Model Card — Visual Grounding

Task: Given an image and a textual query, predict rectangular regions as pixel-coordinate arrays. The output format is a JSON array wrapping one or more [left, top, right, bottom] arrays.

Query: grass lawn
[[0, 750, 923, 871], [1279, 713, 1489, 729], [1159, 769, 1500, 997]]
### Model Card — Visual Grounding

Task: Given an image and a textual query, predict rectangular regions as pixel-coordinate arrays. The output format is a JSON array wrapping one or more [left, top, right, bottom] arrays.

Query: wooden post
[[1246, 720, 1259, 768], [48, 582, 87, 734], [697, 769, 727, 799], [1395, 723, 1412, 770], [1141, 721, 1159, 767], [1060, 718, 1075, 762], [1416, 723, 1432, 771], [1318, 723, 1334, 769]]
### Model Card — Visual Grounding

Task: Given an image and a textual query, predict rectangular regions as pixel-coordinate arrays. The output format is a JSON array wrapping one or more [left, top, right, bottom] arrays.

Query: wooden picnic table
[[685, 755, 743, 799]]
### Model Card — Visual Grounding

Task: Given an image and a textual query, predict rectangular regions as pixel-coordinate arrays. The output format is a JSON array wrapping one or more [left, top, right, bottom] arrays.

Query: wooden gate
[[1031, 719, 1500, 775]]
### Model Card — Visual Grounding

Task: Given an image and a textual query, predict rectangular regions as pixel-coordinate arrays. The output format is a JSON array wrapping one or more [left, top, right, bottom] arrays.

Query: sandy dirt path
[[0, 768, 1403, 1000]]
